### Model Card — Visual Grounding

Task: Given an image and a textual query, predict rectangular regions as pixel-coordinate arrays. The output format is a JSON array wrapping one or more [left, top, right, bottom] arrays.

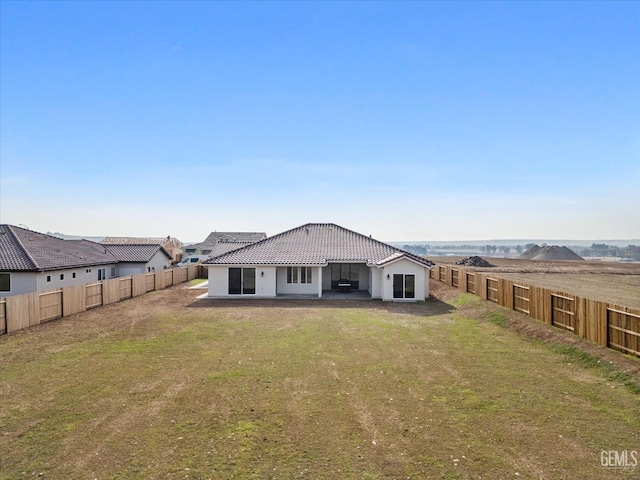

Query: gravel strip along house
[[202, 223, 434, 301]]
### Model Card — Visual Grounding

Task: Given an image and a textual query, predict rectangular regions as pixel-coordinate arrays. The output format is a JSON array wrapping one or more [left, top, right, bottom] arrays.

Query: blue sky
[[1, 1, 639, 242]]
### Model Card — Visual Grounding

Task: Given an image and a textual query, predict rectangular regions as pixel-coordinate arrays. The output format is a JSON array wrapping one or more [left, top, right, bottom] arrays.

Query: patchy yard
[[1, 283, 639, 479]]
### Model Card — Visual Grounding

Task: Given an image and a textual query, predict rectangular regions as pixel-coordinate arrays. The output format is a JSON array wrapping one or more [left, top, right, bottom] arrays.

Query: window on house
[[60, 274, 64, 280], [287, 267, 313, 284], [301, 267, 312, 283], [46, 275, 51, 282], [0, 273, 10, 292], [98, 268, 106, 281], [86, 269, 92, 274], [72, 273, 77, 279], [111, 268, 116, 277], [287, 267, 298, 283], [393, 274, 415, 299]]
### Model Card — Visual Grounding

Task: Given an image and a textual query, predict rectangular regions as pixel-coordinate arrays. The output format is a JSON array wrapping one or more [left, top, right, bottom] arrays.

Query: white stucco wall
[[205, 262, 429, 301], [118, 264, 146, 276], [34, 264, 118, 294], [118, 251, 171, 277], [276, 266, 318, 295], [379, 259, 430, 302], [0, 271, 37, 297], [370, 268, 383, 299], [148, 250, 172, 272]]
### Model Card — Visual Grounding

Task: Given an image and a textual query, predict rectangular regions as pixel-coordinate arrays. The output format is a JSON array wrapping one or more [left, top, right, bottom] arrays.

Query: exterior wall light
[[261, 271, 264, 277], [387, 274, 390, 279]]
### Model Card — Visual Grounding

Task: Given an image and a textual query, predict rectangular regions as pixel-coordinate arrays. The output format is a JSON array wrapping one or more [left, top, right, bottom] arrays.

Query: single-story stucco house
[[101, 236, 184, 263], [183, 231, 267, 257], [202, 223, 434, 301], [0, 225, 119, 296], [100, 244, 173, 276]]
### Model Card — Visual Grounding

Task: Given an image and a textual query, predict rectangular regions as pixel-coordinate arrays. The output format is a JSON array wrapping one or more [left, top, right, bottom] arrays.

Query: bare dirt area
[[1, 283, 639, 479], [430, 256, 640, 310]]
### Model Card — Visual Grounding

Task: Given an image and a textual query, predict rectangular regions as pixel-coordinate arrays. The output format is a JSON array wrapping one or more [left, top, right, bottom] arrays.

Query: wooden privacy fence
[[0, 265, 204, 335], [432, 263, 640, 358]]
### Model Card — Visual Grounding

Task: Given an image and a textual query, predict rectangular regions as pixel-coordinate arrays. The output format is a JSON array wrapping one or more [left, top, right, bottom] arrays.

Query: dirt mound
[[455, 256, 495, 267], [519, 245, 584, 261]]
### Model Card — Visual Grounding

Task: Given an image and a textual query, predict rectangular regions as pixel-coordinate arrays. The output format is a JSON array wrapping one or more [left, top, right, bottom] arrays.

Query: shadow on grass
[[186, 295, 455, 317]]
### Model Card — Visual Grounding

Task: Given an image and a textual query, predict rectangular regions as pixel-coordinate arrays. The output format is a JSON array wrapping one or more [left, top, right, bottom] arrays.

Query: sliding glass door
[[393, 274, 415, 299], [229, 268, 256, 295]]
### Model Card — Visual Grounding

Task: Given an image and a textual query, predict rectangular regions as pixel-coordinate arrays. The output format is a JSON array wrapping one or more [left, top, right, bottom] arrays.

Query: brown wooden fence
[[0, 299, 6, 335], [0, 265, 204, 335], [432, 263, 640, 358]]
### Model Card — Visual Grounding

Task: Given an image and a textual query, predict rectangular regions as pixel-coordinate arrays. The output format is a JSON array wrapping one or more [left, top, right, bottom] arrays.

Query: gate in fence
[[466, 273, 476, 294], [86, 283, 103, 309], [39, 290, 63, 323], [145, 274, 155, 292], [451, 268, 459, 288], [513, 284, 530, 315], [607, 308, 640, 357], [119, 278, 133, 300], [486, 278, 498, 303], [551, 293, 576, 332]]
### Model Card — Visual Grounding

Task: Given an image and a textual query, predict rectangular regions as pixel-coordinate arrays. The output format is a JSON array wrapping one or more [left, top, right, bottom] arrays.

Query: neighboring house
[[202, 223, 434, 301], [184, 232, 267, 257], [102, 244, 172, 276], [0, 225, 119, 297], [100, 236, 184, 263]]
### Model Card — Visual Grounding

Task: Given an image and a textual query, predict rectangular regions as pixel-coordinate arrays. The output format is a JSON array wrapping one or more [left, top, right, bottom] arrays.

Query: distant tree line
[[576, 244, 640, 260]]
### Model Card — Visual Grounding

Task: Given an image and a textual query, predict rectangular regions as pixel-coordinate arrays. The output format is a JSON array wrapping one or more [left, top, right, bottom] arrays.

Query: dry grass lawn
[[1, 282, 639, 479]]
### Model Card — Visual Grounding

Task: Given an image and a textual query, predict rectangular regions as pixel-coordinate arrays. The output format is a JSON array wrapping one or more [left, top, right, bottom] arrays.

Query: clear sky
[[1, 1, 639, 242]]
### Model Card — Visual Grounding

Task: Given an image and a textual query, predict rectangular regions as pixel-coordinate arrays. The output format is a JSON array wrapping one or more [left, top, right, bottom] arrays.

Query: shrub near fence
[[432, 263, 640, 358], [0, 265, 204, 335]]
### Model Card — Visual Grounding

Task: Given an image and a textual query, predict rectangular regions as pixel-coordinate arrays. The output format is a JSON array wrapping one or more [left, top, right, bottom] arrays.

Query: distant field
[[1, 284, 639, 479], [429, 257, 640, 310]]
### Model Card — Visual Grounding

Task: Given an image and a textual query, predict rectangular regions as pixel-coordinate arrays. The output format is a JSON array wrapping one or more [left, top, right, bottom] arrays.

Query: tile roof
[[103, 244, 172, 263], [0, 225, 118, 272], [101, 236, 183, 249], [202, 232, 267, 244], [207, 241, 256, 258], [202, 223, 434, 267]]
